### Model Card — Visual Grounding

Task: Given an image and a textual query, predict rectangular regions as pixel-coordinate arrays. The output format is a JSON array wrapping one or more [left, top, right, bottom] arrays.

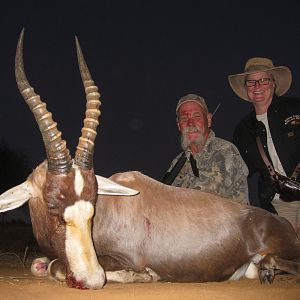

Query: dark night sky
[[1, 1, 300, 221]]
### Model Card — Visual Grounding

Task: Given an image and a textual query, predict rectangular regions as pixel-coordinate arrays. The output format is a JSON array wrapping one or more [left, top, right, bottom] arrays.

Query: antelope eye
[[47, 202, 56, 209], [46, 200, 60, 216]]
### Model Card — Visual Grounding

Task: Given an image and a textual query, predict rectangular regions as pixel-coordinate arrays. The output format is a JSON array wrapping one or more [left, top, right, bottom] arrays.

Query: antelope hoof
[[47, 258, 67, 282], [259, 268, 275, 284], [145, 267, 161, 282]]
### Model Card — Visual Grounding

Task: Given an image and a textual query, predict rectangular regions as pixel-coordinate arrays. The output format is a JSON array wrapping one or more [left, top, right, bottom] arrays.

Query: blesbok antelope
[[1, 30, 300, 290]]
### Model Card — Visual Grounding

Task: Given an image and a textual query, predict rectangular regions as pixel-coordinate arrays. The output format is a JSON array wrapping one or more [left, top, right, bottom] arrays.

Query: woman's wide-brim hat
[[228, 57, 292, 101]]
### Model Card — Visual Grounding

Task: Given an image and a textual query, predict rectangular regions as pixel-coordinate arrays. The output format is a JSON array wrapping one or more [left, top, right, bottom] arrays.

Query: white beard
[[180, 126, 206, 151]]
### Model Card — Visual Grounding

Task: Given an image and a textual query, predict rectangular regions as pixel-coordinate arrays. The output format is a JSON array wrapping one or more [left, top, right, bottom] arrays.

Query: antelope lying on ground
[[1, 30, 300, 290]]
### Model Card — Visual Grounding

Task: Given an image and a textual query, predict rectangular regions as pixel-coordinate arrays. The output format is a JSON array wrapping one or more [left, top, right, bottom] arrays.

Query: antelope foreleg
[[258, 254, 300, 283], [106, 268, 160, 283]]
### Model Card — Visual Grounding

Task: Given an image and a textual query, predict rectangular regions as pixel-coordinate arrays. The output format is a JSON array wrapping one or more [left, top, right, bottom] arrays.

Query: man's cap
[[176, 94, 208, 114]]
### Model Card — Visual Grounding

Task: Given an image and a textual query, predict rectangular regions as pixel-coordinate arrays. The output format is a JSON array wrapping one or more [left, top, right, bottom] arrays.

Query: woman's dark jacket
[[233, 96, 300, 213]]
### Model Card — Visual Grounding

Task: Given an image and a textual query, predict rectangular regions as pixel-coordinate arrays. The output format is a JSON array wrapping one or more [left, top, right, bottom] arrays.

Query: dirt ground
[[1, 222, 300, 300]]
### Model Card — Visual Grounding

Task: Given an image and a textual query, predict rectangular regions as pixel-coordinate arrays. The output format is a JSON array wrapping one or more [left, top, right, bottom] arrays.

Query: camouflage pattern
[[167, 131, 249, 204]]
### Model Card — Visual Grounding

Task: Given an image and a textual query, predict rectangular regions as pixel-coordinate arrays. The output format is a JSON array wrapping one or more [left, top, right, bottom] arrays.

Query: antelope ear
[[96, 175, 139, 196], [0, 181, 32, 213]]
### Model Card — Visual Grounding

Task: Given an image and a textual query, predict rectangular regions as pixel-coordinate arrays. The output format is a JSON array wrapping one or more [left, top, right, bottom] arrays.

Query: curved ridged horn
[[15, 29, 72, 174], [74, 37, 101, 170]]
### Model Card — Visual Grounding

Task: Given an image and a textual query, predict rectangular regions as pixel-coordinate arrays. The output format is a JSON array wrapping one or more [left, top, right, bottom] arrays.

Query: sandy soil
[[1, 267, 300, 300], [1, 223, 300, 300]]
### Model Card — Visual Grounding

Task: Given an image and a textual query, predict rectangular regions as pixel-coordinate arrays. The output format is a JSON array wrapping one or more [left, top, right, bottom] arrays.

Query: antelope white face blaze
[[64, 200, 105, 289], [74, 166, 84, 197]]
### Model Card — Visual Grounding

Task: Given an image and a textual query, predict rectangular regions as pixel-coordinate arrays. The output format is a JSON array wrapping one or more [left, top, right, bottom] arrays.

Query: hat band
[[245, 65, 274, 72]]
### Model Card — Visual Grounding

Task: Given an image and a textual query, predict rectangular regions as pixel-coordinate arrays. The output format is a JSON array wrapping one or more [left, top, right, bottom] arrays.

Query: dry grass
[[0, 222, 43, 267]]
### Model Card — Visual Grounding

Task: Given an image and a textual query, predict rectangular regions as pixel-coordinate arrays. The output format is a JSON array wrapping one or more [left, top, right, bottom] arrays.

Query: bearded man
[[162, 94, 249, 204]]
